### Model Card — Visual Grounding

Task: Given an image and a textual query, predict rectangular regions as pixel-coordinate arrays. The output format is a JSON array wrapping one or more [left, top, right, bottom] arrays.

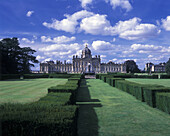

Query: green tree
[[0, 37, 38, 74], [125, 60, 141, 73], [165, 58, 170, 74]]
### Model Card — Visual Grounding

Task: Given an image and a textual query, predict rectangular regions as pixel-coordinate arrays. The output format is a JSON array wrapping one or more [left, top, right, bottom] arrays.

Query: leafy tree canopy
[[125, 60, 141, 73], [0, 37, 38, 74]]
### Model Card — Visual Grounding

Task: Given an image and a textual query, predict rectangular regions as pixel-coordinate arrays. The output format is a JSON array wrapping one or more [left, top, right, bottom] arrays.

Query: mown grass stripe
[[77, 79, 170, 136], [0, 79, 67, 104]]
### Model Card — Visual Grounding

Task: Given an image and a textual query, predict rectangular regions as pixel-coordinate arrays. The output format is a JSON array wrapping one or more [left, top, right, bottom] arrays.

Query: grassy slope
[[77, 79, 170, 136], [0, 78, 67, 104], [126, 79, 170, 87]]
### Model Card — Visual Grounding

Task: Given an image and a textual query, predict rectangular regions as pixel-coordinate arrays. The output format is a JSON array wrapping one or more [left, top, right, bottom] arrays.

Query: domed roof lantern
[[82, 44, 91, 54], [82, 44, 92, 58]]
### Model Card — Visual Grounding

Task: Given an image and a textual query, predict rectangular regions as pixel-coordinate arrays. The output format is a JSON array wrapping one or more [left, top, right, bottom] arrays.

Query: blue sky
[[0, 0, 170, 70]]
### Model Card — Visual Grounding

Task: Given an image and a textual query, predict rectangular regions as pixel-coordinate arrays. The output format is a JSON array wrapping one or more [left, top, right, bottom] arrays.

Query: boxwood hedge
[[0, 92, 78, 136], [0, 76, 83, 135], [143, 87, 170, 107], [156, 93, 170, 114]]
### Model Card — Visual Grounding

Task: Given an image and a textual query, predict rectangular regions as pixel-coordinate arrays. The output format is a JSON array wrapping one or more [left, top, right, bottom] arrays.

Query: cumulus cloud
[[26, 11, 34, 17], [81, 16, 160, 39], [43, 10, 94, 33], [21, 38, 34, 44], [43, 10, 160, 40], [131, 44, 163, 53], [92, 40, 115, 50], [36, 55, 45, 60], [119, 24, 160, 40], [39, 43, 80, 52], [105, 0, 132, 12], [79, 0, 93, 8], [114, 17, 160, 40], [148, 55, 153, 58], [38, 42, 84, 60], [162, 16, 170, 31], [79, 14, 114, 35], [41, 35, 76, 43]]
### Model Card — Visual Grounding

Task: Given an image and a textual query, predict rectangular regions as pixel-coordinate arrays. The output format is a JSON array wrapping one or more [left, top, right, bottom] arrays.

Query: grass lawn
[[0, 78, 67, 104], [77, 79, 170, 136], [126, 78, 170, 87]]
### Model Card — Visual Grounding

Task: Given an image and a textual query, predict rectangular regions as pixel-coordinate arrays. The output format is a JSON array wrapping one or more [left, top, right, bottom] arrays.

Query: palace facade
[[145, 62, 166, 72], [40, 45, 126, 73]]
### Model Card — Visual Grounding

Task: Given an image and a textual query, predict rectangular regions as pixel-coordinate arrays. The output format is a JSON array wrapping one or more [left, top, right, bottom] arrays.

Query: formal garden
[[0, 73, 170, 136]]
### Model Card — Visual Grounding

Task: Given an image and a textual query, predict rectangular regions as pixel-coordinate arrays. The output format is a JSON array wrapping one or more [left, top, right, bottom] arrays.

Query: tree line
[[0, 37, 38, 74]]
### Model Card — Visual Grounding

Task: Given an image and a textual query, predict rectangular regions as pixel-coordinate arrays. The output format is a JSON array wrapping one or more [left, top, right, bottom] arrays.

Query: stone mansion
[[40, 45, 126, 73]]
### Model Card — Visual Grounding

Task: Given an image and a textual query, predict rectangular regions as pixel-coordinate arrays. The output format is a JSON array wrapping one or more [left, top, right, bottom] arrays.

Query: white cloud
[[162, 16, 170, 31], [131, 44, 163, 52], [39, 43, 84, 60], [111, 58, 118, 62], [26, 11, 34, 17], [36, 55, 45, 60], [43, 11, 159, 40], [43, 10, 94, 33], [119, 24, 160, 40], [79, 0, 93, 8], [100, 55, 106, 58], [92, 40, 115, 50], [105, 0, 132, 12], [79, 14, 114, 35], [79, 16, 140, 36], [112, 17, 160, 40], [21, 38, 34, 44], [44, 58, 53, 61], [39, 43, 81, 52], [80, 16, 160, 39], [112, 38, 116, 42], [148, 55, 153, 58], [41, 35, 76, 43]]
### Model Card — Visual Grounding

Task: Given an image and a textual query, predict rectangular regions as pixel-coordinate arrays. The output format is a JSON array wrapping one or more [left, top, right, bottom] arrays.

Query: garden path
[[77, 79, 170, 136]]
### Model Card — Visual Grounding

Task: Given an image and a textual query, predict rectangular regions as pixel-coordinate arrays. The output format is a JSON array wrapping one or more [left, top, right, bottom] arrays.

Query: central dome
[[82, 44, 92, 58], [82, 45, 91, 54]]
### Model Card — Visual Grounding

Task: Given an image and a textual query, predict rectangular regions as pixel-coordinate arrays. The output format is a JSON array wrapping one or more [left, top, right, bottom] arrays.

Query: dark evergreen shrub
[[156, 93, 170, 114], [143, 87, 170, 107]]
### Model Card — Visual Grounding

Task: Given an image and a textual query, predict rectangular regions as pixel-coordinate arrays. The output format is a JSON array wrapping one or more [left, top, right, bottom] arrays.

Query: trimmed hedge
[[110, 78, 125, 87], [100, 73, 170, 114], [160, 74, 170, 79], [98, 73, 160, 79], [49, 74, 71, 78], [48, 78, 81, 104], [0, 75, 84, 135], [143, 87, 170, 107], [106, 78, 112, 85], [0, 92, 78, 136], [24, 74, 49, 79], [156, 93, 170, 114], [115, 80, 164, 102], [1, 74, 21, 80]]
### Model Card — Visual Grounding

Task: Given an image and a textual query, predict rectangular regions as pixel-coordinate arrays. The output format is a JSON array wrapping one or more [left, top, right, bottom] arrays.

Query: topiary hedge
[[23, 74, 49, 79], [160, 74, 170, 79], [114, 80, 165, 103], [0, 92, 78, 136], [1, 74, 21, 80], [156, 93, 170, 114], [143, 87, 170, 107], [48, 78, 81, 104]]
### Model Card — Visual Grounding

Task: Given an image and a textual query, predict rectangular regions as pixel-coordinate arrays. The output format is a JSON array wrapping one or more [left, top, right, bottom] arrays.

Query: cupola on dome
[[82, 44, 92, 58]]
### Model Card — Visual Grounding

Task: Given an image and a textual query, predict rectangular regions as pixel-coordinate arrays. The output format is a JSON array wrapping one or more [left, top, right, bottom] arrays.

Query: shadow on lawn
[[76, 79, 102, 136]]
